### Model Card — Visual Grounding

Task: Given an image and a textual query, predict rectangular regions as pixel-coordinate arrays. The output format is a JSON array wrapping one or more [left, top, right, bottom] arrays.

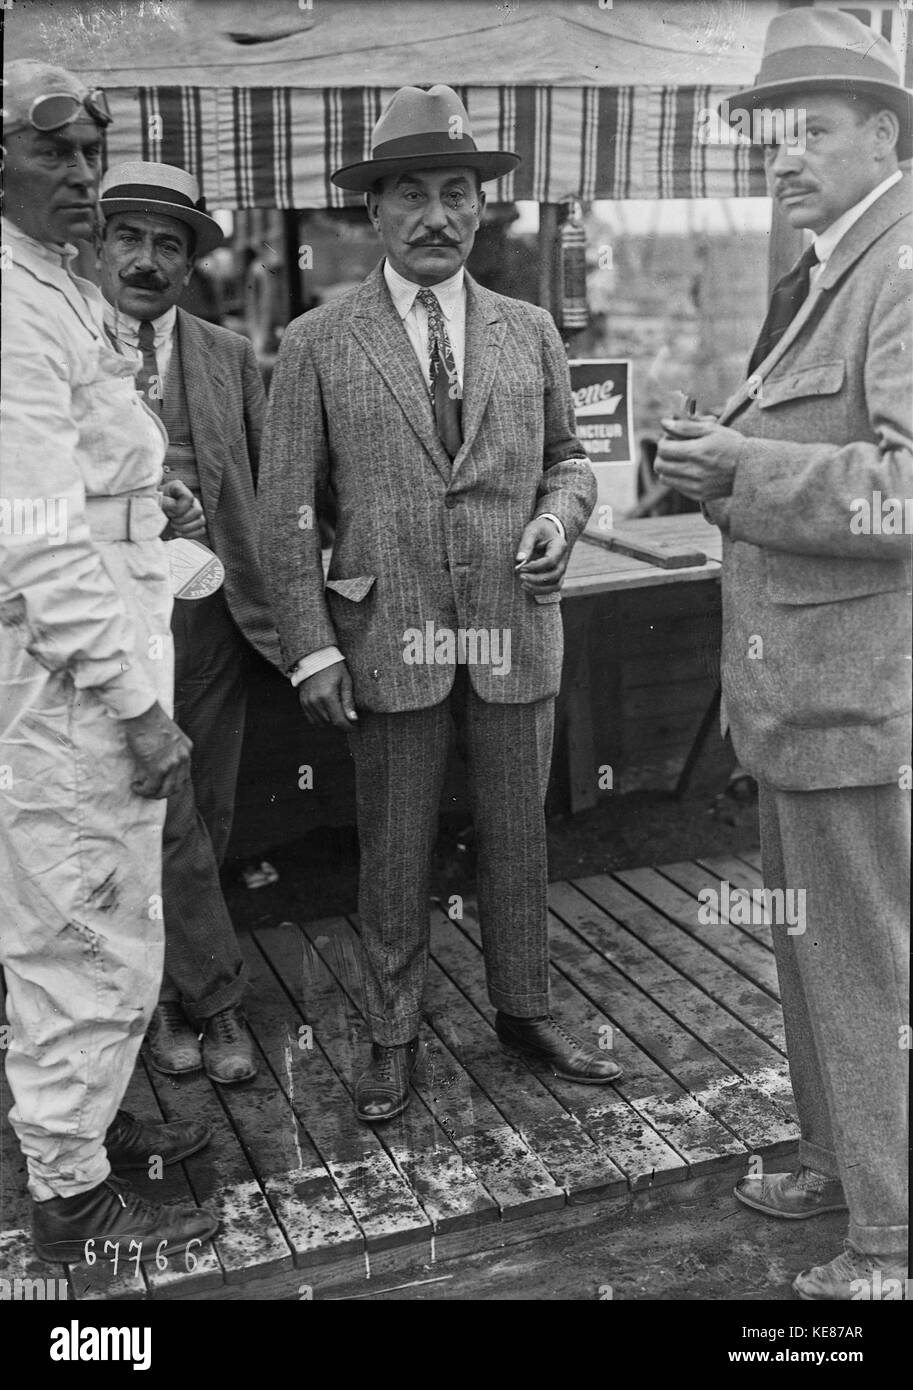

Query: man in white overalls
[[0, 59, 218, 1262]]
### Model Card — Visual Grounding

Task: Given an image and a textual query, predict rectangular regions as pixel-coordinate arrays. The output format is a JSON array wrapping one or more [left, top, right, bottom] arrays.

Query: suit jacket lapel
[[455, 274, 505, 473], [721, 172, 912, 424], [176, 309, 228, 513], [349, 263, 452, 483]]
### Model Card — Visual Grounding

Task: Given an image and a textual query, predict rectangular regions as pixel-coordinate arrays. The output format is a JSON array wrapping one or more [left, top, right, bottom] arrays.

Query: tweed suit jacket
[[705, 171, 913, 790], [174, 309, 281, 668], [258, 263, 597, 710]]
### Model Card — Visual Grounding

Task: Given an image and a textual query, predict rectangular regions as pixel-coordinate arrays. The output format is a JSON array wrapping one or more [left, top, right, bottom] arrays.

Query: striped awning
[[106, 84, 766, 209]]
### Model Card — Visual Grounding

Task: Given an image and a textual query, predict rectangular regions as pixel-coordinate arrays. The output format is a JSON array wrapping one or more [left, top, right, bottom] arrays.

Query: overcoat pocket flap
[[325, 576, 376, 602], [766, 550, 910, 606], [758, 360, 845, 409]]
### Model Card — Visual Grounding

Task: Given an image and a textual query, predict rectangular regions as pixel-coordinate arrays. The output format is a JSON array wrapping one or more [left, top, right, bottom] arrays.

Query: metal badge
[[167, 537, 225, 600]]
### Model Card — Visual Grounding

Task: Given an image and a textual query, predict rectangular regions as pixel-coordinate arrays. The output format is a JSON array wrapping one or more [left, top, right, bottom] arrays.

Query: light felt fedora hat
[[99, 161, 224, 256], [722, 8, 912, 162], [331, 84, 520, 192]]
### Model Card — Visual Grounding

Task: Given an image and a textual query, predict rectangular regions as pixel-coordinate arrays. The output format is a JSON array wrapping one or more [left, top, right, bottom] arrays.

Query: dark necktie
[[747, 243, 819, 377], [136, 319, 162, 409], [416, 287, 463, 460]]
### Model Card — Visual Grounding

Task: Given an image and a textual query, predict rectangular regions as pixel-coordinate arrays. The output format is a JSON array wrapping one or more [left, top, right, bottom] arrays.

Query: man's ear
[[476, 188, 487, 222], [365, 191, 381, 230], [872, 107, 900, 160]]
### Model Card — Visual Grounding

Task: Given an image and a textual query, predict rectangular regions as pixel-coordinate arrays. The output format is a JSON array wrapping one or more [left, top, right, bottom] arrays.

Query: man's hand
[[161, 479, 206, 540], [298, 660, 358, 729], [121, 701, 193, 798], [655, 419, 743, 502], [514, 516, 568, 594]]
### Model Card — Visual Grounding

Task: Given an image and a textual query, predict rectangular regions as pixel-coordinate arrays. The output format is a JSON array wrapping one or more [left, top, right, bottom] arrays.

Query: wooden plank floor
[[0, 847, 798, 1301]]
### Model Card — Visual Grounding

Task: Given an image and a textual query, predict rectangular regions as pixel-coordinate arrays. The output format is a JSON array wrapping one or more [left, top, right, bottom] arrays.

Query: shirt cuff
[[290, 646, 345, 686], [536, 512, 566, 540]]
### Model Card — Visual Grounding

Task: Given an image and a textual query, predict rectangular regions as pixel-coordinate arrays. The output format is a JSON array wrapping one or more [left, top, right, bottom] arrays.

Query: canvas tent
[[6, 0, 788, 206]]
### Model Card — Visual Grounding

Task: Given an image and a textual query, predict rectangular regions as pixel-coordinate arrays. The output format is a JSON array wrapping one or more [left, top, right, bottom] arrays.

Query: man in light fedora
[[260, 84, 621, 1123], [656, 9, 911, 1299], [98, 161, 282, 1085]]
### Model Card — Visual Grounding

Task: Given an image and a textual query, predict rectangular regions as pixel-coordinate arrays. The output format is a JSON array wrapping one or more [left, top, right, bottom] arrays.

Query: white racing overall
[[0, 218, 172, 1201]]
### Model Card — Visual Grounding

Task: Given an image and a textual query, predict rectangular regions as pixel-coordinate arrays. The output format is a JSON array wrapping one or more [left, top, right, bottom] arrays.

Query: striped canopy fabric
[[107, 84, 766, 209]]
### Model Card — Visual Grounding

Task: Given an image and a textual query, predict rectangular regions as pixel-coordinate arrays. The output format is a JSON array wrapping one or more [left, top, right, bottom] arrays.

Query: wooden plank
[[697, 853, 765, 893], [241, 927, 436, 1256], [583, 524, 707, 569], [563, 877, 784, 1050], [425, 908, 628, 1202], [141, 1054, 293, 1286], [449, 901, 740, 1182], [548, 879, 795, 1135], [297, 915, 566, 1223], [654, 861, 778, 958], [206, 940, 365, 1271]]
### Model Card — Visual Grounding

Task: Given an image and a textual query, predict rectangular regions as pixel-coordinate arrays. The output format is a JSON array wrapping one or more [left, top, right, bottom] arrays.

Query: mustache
[[119, 274, 169, 291], [410, 236, 460, 247]]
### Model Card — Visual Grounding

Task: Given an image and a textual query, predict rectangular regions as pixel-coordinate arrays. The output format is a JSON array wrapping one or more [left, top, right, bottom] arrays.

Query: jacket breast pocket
[[325, 576, 376, 602], [758, 360, 845, 409]]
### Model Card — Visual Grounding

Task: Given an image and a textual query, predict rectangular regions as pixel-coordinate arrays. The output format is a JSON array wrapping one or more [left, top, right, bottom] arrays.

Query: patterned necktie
[[747, 243, 819, 377], [136, 319, 162, 409], [416, 287, 463, 460]]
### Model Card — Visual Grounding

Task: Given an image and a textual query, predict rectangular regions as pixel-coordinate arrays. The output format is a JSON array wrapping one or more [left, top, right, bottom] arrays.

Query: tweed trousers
[[758, 781, 909, 1256], [350, 665, 554, 1044]]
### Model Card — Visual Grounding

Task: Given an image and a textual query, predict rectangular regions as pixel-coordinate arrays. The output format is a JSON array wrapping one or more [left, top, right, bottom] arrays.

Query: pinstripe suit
[[260, 263, 596, 1039]]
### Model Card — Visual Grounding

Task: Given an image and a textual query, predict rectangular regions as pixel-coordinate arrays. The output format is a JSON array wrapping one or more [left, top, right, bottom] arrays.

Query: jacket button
[[444, 496, 458, 509]]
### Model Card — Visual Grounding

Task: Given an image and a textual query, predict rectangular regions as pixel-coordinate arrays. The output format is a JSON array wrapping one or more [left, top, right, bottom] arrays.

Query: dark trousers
[[160, 590, 248, 1021], [350, 665, 554, 1045]]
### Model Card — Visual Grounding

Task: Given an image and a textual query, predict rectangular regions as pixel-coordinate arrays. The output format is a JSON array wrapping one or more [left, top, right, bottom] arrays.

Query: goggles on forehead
[[26, 88, 112, 131]]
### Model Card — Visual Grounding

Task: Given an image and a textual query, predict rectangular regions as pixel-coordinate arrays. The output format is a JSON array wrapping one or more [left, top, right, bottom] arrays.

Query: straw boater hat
[[99, 161, 224, 257], [722, 8, 913, 162], [331, 84, 520, 192]]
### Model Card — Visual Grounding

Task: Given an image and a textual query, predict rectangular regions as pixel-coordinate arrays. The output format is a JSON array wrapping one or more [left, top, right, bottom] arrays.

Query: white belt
[[85, 495, 166, 542]]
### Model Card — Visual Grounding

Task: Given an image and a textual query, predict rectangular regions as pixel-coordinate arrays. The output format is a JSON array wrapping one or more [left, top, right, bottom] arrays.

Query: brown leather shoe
[[202, 1007, 258, 1084], [106, 1108, 210, 1170], [495, 1012, 623, 1083], [146, 1001, 202, 1076], [793, 1242, 909, 1300], [734, 1166, 848, 1220], [355, 1039, 420, 1123], [33, 1176, 219, 1264]]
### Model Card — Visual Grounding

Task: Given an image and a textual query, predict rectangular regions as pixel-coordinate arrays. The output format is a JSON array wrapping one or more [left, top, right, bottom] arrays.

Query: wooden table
[[555, 514, 726, 813]]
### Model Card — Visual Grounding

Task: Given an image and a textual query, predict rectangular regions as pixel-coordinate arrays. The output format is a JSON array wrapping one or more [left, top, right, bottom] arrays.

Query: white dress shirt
[[810, 170, 902, 284], [102, 300, 177, 381], [291, 260, 568, 686]]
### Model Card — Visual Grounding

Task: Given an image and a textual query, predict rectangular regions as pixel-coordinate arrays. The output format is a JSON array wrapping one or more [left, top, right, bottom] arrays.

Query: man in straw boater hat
[[97, 161, 282, 1087], [656, 9, 911, 1299], [260, 84, 622, 1124], [0, 60, 218, 1262]]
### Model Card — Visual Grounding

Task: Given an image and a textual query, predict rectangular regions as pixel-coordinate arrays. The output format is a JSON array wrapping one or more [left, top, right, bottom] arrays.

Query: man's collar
[[102, 298, 177, 340], [1, 215, 78, 268], [813, 170, 903, 266], [383, 259, 465, 319]]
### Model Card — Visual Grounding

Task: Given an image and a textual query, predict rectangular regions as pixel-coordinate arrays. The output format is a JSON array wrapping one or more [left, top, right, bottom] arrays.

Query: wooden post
[[538, 202, 559, 320], [283, 209, 305, 321]]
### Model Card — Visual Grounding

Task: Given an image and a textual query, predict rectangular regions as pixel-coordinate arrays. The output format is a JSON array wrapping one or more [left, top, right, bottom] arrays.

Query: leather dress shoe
[[33, 1176, 219, 1264], [495, 1013, 623, 1083], [793, 1241, 909, 1301], [734, 1166, 848, 1220], [145, 1000, 202, 1075], [202, 1007, 258, 1084], [105, 1108, 211, 1171], [355, 1039, 420, 1123]]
